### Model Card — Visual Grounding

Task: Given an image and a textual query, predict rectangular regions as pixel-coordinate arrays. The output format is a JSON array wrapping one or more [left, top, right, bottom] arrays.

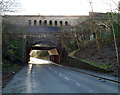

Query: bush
[[37, 50, 49, 58]]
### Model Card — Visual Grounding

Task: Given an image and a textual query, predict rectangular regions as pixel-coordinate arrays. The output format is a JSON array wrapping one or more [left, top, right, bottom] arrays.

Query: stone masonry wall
[[3, 15, 88, 27]]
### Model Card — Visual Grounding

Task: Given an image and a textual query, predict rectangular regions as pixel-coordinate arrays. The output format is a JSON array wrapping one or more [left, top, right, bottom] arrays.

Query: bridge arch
[[97, 22, 110, 31], [27, 39, 61, 63], [32, 40, 56, 47], [34, 20, 37, 25], [44, 20, 47, 25]]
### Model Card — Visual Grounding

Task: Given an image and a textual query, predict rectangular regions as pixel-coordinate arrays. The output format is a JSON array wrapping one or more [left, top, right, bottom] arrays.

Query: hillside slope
[[74, 37, 120, 77]]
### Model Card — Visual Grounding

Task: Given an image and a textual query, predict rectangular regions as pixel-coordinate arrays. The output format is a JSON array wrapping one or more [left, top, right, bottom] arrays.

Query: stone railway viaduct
[[3, 13, 112, 63], [3, 15, 88, 26]]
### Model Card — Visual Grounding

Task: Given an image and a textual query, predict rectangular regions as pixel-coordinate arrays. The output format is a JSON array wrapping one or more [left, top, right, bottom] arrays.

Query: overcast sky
[[11, 0, 119, 15]]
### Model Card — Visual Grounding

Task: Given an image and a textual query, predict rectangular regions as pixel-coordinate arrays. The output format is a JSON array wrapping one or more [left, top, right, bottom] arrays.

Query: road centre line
[[64, 77, 70, 80], [51, 65, 95, 93], [59, 73, 64, 77], [75, 83, 81, 86]]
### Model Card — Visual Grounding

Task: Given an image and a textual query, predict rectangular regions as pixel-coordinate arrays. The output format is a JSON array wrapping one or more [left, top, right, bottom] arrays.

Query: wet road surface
[[3, 57, 118, 93]]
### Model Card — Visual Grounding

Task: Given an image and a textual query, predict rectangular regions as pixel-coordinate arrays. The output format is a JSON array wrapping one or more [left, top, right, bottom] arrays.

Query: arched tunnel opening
[[27, 41, 61, 64]]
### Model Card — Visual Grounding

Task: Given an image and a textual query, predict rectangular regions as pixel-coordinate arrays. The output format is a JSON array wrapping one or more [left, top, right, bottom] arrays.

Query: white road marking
[[75, 83, 81, 86], [70, 79, 76, 83], [71, 79, 96, 94], [89, 90, 94, 93], [48, 67, 58, 73], [64, 77, 70, 80], [59, 74, 64, 77], [59, 73, 70, 80], [86, 89, 96, 95], [28, 64, 33, 73]]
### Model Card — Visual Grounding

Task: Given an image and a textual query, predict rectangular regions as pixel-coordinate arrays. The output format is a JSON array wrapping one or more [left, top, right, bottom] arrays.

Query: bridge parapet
[[3, 15, 88, 27]]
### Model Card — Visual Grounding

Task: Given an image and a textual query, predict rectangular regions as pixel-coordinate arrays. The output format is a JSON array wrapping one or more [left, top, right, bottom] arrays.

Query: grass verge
[[80, 58, 112, 70], [69, 49, 112, 71], [2, 59, 24, 88], [68, 49, 80, 56]]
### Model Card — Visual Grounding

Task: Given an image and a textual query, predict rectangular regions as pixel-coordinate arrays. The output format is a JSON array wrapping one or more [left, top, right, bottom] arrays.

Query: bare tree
[[0, 0, 20, 15], [0, 1, 20, 91], [89, 0, 103, 60], [107, 1, 119, 64]]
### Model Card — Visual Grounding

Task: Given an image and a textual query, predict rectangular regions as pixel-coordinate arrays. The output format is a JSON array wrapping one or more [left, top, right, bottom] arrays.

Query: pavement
[[3, 57, 119, 93]]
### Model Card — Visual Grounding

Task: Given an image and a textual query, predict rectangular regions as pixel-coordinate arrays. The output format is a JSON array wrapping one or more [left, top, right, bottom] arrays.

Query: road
[[3, 57, 118, 93]]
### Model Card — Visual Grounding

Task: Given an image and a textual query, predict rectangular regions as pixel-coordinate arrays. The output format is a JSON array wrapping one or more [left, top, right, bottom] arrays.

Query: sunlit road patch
[[28, 57, 52, 64]]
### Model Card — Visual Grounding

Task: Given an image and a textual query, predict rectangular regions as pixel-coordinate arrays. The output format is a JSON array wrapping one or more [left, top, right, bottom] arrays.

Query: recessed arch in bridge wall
[[55, 20, 57, 26], [28, 19, 69, 26], [49, 20, 52, 26], [29, 20, 31, 25], [60, 21, 63, 26], [65, 21, 68, 25], [34, 20, 37, 25], [97, 22, 110, 32], [44, 20, 47, 25], [39, 20, 42, 25]]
